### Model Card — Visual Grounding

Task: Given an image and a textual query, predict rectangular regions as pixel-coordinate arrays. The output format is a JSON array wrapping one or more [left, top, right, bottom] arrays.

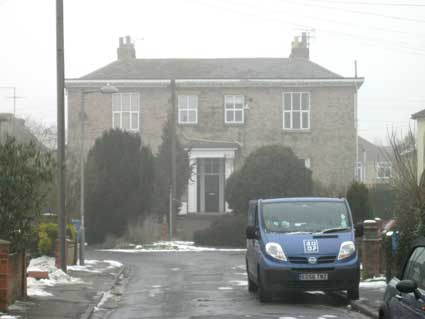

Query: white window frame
[[282, 92, 311, 130], [178, 95, 198, 124], [376, 161, 392, 180], [356, 161, 365, 182], [112, 93, 140, 132], [224, 95, 245, 124]]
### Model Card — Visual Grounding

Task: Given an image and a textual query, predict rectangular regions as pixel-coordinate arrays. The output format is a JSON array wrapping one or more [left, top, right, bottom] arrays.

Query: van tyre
[[248, 276, 257, 292], [258, 272, 272, 302], [347, 286, 359, 300]]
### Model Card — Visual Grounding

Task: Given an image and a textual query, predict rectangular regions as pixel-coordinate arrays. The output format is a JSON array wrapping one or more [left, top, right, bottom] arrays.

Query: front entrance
[[205, 175, 220, 212], [197, 158, 225, 213]]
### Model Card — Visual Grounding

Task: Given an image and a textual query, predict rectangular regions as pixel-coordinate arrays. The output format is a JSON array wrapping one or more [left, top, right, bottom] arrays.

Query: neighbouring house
[[0, 113, 45, 149], [412, 108, 425, 183], [356, 136, 392, 186], [66, 34, 364, 217]]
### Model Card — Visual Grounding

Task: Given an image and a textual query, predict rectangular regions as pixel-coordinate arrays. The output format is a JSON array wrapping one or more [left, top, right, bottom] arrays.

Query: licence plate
[[299, 273, 328, 281]]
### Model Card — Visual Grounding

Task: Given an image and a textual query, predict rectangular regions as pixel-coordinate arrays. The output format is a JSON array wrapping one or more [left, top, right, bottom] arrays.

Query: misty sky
[[0, 0, 424, 145]]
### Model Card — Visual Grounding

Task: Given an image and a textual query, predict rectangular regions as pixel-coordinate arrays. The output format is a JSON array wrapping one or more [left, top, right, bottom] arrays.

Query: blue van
[[246, 197, 362, 302]]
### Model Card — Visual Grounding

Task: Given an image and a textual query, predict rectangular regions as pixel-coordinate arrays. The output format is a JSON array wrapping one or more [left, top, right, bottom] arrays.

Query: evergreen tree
[[85, 130, 154, 244]]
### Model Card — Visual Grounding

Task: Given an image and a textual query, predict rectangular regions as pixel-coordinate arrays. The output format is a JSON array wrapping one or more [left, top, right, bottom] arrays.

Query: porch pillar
[[225, 157, 234, 212], [187, 158, 197, 213]]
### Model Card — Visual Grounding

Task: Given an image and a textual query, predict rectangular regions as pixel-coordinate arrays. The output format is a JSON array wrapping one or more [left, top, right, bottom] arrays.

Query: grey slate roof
[[412, 109, 425, 119], [358, 136, 391, 162], [79, 58, 343, 80]]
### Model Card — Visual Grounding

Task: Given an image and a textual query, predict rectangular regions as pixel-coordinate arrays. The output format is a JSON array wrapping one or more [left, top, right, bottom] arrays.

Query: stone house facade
[[66, 34, 364, 214], [356, 136, 392, 186]]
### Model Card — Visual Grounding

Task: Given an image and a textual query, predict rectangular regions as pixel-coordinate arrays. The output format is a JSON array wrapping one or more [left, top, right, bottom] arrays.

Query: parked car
[[245, 197, 363, 302], [380, 238, 425, 319]]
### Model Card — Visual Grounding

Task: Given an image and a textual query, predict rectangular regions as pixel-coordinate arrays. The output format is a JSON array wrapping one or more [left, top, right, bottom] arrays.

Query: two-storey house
[[66, 34, 364, 215]]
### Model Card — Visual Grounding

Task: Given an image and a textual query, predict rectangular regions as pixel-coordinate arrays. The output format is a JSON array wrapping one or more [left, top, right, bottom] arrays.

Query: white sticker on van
[[303, 239, 319, 253]]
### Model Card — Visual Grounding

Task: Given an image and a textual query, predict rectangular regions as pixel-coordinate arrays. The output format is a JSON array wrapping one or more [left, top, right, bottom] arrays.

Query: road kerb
[[350, 299, 379, 319], [80, 265, 126, 319]]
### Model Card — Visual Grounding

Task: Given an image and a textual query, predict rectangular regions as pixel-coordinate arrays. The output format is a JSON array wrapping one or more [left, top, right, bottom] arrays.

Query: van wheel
[[248, 276, 257, 292], [347, 286, 359, 300], [246, 260, 257, 292], [258, 272, 272, 302]]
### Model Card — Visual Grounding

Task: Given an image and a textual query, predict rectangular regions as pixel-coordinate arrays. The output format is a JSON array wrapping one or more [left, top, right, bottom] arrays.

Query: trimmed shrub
[[346, 182, 371, 224], [226, 145, 313, 214], [36, 223, 76, 256], [194, 215, 247, 248]]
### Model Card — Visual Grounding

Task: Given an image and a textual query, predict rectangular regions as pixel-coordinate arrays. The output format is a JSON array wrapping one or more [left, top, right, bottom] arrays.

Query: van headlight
[[265, 242, 287, 261], [338, 241, 356, 260]]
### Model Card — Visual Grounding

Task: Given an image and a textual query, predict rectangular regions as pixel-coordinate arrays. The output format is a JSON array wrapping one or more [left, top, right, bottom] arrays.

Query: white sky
[[0, 0, 424, 145]]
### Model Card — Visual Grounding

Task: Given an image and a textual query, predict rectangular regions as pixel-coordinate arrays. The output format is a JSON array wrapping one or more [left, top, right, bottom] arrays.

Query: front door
[[205, 175, 219, 212]]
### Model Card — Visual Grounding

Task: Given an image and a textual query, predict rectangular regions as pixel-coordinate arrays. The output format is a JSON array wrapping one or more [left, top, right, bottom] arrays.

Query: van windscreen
[[261, 201, 351, 233]]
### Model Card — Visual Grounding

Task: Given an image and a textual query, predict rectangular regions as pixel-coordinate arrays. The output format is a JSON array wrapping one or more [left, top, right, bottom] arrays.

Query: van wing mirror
[[246, 226, 258, 239], [355, 223, 364, 237]]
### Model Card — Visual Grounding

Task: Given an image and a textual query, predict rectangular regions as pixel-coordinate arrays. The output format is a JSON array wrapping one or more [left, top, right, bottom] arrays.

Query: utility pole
[[5, 88, 24, 132], [56, 0, 67, 272], [79, 93, 86, 266], [170, 79, 177, 240]]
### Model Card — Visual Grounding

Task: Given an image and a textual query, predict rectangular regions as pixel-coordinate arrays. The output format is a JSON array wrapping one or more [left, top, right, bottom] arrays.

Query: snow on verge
[[27, 257, 83, 297], [100, 241, 246, 253], [360, 276, 387, 289], [68, 259, 123, 273]]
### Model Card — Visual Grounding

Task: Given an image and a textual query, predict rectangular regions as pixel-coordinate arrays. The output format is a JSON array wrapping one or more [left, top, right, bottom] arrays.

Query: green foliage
[[193, 215, 247, 248], [38, 231, 52, 256], [152, 115, 191, 218], [0, 136, 54, 252], [225, 145, 313, 214], [36, 223, 76, 256], [346, 182, 371, 224], [369, 184, 396, 220], [85, 130, 155, 244]]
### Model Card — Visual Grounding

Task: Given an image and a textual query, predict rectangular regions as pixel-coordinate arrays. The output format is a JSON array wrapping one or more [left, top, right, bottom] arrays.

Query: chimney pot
[[290, 33, 310, 60], [117, 36, 136, 61]]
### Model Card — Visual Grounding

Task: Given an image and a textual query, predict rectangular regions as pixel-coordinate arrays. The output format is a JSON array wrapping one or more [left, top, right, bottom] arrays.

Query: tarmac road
[[88, 250, 370, 319]]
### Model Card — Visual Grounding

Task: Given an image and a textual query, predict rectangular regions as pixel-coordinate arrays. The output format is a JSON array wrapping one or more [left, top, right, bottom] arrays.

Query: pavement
[[350, 284, 385, 319], [2, 258, 125, 319]]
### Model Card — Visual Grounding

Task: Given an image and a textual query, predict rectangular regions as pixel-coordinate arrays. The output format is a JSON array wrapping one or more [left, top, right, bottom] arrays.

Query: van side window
[[404, 247, 425, 289], [248, 202, 255, 226], [254, 204, 258, 226]]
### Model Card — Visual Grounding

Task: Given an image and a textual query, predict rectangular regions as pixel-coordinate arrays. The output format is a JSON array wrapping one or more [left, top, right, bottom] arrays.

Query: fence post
[[0, 240, 10, 312], [362, 220, 382, 279]]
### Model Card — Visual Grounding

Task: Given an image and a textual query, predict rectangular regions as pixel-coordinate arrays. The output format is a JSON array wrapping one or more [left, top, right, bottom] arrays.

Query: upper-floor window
[[178, 95, 198, 124], [356, 162, 365, 182], [283, 92, 310, 130], [376, 161, 392, 179], [112, 93, 140, 131], [224, 95, 244, 124]]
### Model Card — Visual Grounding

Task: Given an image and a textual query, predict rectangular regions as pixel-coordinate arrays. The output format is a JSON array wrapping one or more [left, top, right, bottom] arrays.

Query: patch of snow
[[104, 260, 123, 268], [27, 256, 56, 273], [386, 231, 394, 237], [229, 280, 248, 286], [152, 285, 162, 288], [279, 317, 297, 319], [218, 286, 233, 290], [95, 291, 114, 311], [68, 259, 122, 273], [307, 291, 325, 295], [364, 220, 377, 224], [234, 272, 247, 276], [360, 280, 387, 289], [27, 256, 84, 297], [171, 268, 180, 271], [100, 241, 245, 253], [0, 315, 19, 319]]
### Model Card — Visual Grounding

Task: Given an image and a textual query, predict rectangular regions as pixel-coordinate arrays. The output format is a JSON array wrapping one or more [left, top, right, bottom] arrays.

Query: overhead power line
[[304, 0, 425, 7], [195, 0, 425, 56], [282, 0, 425, 23]]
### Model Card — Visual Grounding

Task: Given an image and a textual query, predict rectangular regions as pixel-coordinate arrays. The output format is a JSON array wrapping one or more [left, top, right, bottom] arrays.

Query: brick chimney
[[117, 36, 136, 61], [290, 32, 309, 59]]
